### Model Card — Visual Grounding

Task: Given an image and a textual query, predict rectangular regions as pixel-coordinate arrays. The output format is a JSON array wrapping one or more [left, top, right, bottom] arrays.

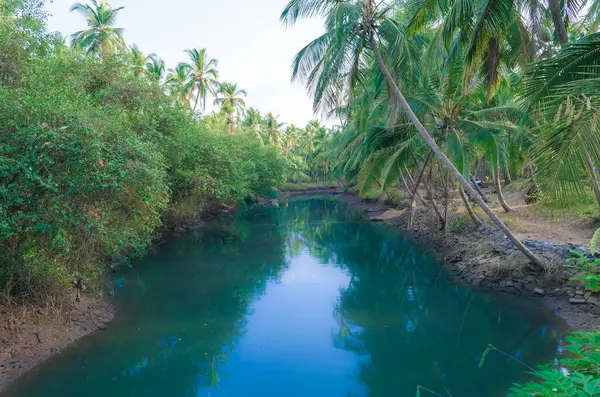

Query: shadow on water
[[4, 197, 568, 397]]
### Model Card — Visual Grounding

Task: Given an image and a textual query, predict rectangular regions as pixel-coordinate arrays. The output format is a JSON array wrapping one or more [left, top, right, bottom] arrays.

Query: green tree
[[128, 44, 147, 76], [69, 0, 125, 57], [166, 62, 193, 108], [185, 47, 219, 113], [215, 82, 247, 134], [282, 0, 542, 265], [145, 53, 165, 82]]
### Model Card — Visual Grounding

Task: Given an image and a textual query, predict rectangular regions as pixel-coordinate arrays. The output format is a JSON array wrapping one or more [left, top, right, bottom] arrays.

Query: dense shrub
[[0, 12, 285, 300]]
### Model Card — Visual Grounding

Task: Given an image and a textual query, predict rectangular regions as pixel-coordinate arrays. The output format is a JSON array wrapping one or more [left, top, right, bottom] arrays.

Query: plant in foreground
[[565, 228, 600, 292]]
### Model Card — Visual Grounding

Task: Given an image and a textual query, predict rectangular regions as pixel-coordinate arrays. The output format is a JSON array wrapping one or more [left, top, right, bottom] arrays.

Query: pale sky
[[44, 0, 325, 127]]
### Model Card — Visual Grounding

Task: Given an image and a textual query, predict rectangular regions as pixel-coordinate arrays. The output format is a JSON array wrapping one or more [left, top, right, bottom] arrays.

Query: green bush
[[0, 13, 286, 300], [508, 332, 600, 396]]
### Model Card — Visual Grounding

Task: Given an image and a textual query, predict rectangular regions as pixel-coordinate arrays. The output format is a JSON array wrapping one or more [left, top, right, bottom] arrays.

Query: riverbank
[[0, 294, 115, 392], [339, 193, 600, 332]]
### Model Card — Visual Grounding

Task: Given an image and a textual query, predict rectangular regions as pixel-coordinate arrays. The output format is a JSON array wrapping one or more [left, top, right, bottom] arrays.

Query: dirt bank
[[340, 193, 600, 332], [0, 294, 115, 392]]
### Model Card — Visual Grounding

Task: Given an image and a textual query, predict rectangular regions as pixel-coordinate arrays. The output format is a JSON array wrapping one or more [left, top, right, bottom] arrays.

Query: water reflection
[[4, 198, 566, 397]]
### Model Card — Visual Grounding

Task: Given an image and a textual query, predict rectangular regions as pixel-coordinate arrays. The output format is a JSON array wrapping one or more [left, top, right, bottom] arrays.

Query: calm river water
[[3, 197, 568, 397]]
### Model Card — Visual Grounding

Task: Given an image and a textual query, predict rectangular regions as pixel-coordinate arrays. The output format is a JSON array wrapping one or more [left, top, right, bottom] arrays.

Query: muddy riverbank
[[0, 294, 115, 392]]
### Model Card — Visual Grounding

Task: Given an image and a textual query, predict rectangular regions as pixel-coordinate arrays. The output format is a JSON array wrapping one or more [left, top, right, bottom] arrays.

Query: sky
[[44, 0, 325, 127]]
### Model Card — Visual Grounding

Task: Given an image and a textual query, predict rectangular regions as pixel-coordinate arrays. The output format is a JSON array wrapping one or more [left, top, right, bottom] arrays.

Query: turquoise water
[[4, 198, 567, 397]]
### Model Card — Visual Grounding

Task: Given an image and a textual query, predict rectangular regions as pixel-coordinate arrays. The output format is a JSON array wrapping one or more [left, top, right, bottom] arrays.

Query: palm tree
[[70, 0, 125, 58], [145, 53, 165, 83], [166, 63, 193, 108], [185, 48, 219, 113], [521, 34, 600, 208], [282, 0, 542, 265], [129, 44, 147, 77], [215, 82, 247, 134], [243, 108, 263, 141], [264, 113, 286, 147]]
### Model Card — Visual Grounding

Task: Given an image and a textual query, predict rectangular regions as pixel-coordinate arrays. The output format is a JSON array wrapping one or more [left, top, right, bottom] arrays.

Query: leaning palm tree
[[185, 48, 219, 113], [215, 82, 247, 134], [281, 0, 542, 265], [145, 53, 165, 83], [129, 44, 147, 76], [166, 63, 193, 108], [70, 0, 125, 58]]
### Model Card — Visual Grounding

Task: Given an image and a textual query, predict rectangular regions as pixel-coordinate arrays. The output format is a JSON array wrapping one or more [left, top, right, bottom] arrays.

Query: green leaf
[[591, 228, 600, 256]]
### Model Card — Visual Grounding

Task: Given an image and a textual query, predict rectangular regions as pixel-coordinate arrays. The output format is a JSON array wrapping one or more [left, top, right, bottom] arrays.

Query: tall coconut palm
[[282, 0, 542, 265], [185, 48, 219, 113], [70, 0, 125, 58], [145, 53, 165, 83], [215, 82, 247, 134], [166, 63, 193, 108], [129, 44, 147, 76]]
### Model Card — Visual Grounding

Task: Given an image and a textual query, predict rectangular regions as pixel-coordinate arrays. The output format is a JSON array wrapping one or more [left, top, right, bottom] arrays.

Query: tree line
[[282, 0, 600, 267], [0, 0, 309, 300]]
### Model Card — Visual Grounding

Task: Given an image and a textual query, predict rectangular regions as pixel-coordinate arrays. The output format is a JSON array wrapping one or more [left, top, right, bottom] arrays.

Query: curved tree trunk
[[548, 0, 569, 44], [459, 185, 482, 225], [404, 167, 428, 207], [470, 174, 489, 203], [494, 160, 511, 213], [408, 154, 431, 226], [370, 36, 542, 266], [425, 166, 446, 228]]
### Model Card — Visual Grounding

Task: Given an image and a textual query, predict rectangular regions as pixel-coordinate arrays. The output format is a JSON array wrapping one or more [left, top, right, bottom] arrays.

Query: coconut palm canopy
[[70, 0, 125, 56]]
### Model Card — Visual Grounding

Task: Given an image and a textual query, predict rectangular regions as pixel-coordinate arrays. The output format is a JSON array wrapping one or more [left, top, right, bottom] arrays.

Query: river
[[3, 197, 568, 397]]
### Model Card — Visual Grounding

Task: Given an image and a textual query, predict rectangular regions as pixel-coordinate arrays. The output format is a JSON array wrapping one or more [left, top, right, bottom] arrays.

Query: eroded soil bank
[[340, 193, 600, 332], [0, 294, 115, 392]]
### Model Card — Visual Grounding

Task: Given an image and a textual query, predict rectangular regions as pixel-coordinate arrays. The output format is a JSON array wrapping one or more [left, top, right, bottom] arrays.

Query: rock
[[585, 291, 592, 300], [0, 352, 10, 361], [174, 226, 186, 234], [534, 288, 545, 295], [588, 296, 599, 305], [506, 280, 514, 287], [525, 275, 536, 284], [570, 298, 587, 304], [576, 290, 584, 296]]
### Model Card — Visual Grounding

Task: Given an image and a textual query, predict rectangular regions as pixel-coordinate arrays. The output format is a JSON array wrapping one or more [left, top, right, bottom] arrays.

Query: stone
[[570, 298, 587, 304], [0, 352, 10, 361], [505, 280, 514, 288], [534, 288, 545, 295], [588, 296, 599, 305], [585, 291, 592, 300]]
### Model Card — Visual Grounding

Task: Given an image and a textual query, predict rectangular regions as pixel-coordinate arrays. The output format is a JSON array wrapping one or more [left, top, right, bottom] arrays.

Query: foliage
[[508, 332, 600, 396], [0, 2, 286, 300]]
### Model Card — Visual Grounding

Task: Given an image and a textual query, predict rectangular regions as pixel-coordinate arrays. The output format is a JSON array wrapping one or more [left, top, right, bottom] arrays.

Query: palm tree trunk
[[404, 167, 428, 207], [459, 185, 482, 225], [470, 174, 489, 203], [425, 166, 446, 228], [494, 159, 511, 212], [193, 91, 201, 113], [369, 35, 542, 266], [548, 0, 569, 44], [408, 155, 431, 226]]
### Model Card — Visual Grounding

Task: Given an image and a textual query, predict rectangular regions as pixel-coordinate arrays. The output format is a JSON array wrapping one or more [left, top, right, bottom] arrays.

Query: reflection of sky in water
[[206, 254, 365, 397]]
